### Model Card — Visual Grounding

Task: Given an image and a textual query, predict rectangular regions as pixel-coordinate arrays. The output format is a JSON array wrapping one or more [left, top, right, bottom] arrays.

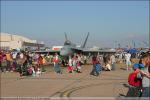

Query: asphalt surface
[[1, 63, 132, 99]]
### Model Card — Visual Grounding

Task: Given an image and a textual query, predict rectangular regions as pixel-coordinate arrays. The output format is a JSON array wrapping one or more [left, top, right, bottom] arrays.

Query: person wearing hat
[[127, 63, 142, 97]]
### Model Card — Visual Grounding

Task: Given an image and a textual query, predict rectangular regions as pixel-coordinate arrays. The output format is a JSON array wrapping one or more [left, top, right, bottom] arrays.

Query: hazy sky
[[1, 1, 149, 48]]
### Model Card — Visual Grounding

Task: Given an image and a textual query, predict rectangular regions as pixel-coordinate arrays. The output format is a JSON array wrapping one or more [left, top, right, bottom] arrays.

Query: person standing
[[0, 52, 7, 72], [90, 55, 99, 76], [76, 56, 82, 73], [83, 55, 87, 64], [110, 54, 116, 70], [38, 54, 46, 72], [139, 53, 150, 98], [53, 53, 61, 74], [125, 52, 132, 71], [127, 63, 142, 97], [6, 51, 12, 72], [68, 56, 74, 73]]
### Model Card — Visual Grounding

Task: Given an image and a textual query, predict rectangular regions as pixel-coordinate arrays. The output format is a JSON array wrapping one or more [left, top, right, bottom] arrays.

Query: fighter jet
[[33, 32, 116, 56], [60, 32, 90, 56]]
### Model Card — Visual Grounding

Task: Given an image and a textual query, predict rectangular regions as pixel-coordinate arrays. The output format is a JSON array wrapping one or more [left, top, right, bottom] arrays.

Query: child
[[127, 63, 142, 97], [67, 65, 74, 73], [36, 68, 41, 77], [68, 57, 73, 73], [76, 60, 82, 73]]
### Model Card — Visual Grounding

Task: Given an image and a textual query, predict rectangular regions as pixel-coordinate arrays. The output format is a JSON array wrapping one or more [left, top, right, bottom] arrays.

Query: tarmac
[[1, 63, 132, 100]]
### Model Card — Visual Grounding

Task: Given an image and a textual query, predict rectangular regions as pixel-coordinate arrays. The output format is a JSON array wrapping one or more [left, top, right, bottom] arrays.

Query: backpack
[[128, 72, 142, 87]]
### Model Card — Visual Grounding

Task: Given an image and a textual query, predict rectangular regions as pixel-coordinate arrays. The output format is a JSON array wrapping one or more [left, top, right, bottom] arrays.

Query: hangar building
[[0, 33, 44, 50]]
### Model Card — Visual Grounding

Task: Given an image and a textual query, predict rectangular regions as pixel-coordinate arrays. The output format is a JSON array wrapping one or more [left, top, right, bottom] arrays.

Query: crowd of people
[[0, 49, 150, 98], [0, 50, 87, 76], [0, 49, 141, 76], [0, 50, 53, 76], [0, 49, 118, 77]]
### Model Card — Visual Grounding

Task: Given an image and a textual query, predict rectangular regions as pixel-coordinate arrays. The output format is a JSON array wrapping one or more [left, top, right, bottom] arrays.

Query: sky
[[1, 1, 149, 48]]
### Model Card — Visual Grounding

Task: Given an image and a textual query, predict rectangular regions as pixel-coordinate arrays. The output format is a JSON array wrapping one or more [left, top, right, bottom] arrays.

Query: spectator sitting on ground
[[103, 55, 112, 71], [103, 63, 112, 71]]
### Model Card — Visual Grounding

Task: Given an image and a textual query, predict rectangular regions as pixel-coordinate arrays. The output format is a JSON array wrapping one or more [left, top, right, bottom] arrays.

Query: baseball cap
[[133, 63, 139, 70]]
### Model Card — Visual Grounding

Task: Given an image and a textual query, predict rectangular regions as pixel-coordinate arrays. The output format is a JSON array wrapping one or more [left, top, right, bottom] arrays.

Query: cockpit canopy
[[64, 40, 71, 45]]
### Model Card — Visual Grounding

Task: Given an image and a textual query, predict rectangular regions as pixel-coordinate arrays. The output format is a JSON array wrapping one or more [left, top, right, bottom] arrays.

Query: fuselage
[[60, 32, 89, 56], [60, 40, 76, 56], [60, 46, 74, 56]]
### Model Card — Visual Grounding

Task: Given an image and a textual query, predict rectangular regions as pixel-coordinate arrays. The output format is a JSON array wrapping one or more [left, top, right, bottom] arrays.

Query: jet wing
[[70, 47, 83, 51], [32, 50, 60, 54], [82, 49, 116, 53]]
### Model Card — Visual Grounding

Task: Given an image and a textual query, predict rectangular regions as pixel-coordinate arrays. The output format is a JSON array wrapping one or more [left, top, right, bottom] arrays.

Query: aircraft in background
[[33, 32, 116, 56], [60, 32, 90, 56]]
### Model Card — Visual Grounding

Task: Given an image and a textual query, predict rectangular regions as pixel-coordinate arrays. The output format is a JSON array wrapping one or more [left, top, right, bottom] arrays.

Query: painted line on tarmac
[[49, 73, 90, 97], [60, 82, 126, 98], [1, 76, 127, 80]]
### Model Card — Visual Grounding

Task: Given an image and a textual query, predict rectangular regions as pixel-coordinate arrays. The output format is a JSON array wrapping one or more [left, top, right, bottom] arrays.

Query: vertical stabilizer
[[64, 32, 68, 41], [82, 32, 89, 48]]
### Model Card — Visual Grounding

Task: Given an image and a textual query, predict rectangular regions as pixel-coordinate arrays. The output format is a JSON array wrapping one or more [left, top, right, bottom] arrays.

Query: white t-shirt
[[72, 59, 77, 67], [55, 56, 58, 60], [110, 55, 116, 63], [125, 53, 131, 61], [69, 59, 72, 66], [142, 67, 150, 87]]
